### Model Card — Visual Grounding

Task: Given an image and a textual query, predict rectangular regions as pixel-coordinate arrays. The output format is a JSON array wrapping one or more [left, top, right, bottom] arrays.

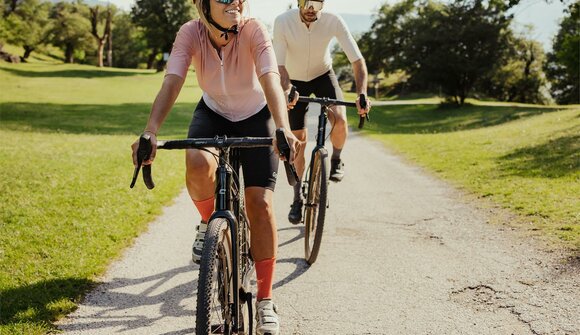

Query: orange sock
[[255, 257, 275, 301], [193, 197, 214, 222]]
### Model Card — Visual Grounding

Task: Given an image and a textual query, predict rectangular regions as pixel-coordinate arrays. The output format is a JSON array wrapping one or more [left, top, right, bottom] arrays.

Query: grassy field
[[0, 61, 200, 334], [345, 93, 579, 249]]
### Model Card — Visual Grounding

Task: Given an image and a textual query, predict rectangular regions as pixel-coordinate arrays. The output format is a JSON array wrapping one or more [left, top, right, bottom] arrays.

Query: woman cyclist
[[131, 0, 298, 333]]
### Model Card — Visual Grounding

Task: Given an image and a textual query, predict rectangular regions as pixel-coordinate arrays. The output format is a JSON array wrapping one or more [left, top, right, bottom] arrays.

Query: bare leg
[[327, 105, 348, 157], [292, 129, 308, 180], [245, 187, 277, 261], [185, 149, 217, 201]]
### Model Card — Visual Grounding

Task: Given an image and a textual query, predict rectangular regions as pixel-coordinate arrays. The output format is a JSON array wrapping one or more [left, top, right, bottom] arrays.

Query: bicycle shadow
[[58, 264, 198, 334], [274, 226, 310, 289]]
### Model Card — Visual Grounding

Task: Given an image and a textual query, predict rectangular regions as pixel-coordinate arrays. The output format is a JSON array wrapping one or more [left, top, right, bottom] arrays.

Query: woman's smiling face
[[210, 0, 244, 29]]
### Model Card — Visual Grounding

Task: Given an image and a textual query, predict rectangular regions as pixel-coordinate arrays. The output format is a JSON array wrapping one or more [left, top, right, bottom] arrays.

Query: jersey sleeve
[[166, 21, 196, 79], [334, 14, 363, 63], [272, 15, 287, 66], [249, 19, 280, 78]]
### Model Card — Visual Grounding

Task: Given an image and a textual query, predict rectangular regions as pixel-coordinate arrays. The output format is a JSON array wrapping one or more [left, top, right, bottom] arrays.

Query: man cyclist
[[131, 0, 297, 333], [273, 0, 371, 224]]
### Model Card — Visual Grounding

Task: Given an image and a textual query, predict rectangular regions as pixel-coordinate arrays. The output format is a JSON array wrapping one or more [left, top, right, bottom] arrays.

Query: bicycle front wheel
[[303, 148, 328, 265], [196, 218, 234, 335]]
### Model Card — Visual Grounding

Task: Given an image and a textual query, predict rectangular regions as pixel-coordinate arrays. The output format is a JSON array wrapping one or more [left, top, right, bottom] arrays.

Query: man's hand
[[356, 94, 371, 116], [286, 87, 299, 110]]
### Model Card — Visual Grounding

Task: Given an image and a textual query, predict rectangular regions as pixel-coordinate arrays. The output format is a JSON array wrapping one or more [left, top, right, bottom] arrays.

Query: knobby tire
[[196, 218, 233, 335], [304, 148, 328, 265]]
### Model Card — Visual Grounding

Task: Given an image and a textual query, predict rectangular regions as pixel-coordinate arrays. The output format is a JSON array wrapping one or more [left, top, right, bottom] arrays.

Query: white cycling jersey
[[273, 8, 363, 82]]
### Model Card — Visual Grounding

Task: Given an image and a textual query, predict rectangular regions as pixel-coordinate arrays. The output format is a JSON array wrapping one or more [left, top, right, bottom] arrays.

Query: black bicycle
[[130, 129, 297, 335], [289, 89, 368, 265]]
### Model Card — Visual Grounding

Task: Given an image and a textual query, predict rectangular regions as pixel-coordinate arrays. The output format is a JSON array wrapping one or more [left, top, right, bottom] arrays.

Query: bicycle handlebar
[[288, 86, 369, 129], [130, 130, 298, 189]]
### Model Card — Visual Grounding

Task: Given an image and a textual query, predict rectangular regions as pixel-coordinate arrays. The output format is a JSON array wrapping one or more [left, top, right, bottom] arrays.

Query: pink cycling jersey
[[167, 18, 279, 122]]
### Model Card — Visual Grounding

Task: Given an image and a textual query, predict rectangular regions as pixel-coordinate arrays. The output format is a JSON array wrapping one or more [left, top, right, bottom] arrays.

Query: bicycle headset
[[193, 0, 242, 40]]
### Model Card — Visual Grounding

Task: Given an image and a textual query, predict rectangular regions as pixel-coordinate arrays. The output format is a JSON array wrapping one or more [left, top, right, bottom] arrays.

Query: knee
[[186, 150, 212, 175], [245, 192, 273, 217]]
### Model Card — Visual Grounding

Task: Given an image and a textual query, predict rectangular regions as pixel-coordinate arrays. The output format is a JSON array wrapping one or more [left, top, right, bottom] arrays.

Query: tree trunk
[[65, 44, 75, 63], [90, 6, 109, 68], [22, 46, 34, 61], [106, 7, 113, 67], [147, 49, 158, 70], [97, 41, 105, 67]]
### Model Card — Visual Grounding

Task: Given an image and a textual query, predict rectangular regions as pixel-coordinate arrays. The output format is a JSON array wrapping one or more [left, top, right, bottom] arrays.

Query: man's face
[[299, 0, 323, 23]]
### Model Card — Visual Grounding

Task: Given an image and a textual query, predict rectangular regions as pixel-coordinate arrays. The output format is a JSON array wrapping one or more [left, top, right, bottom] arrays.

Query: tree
[[131, 0, 196, 69], [3, 0, 52, 61], [50, 1, 93, 63], [480, 31, 551, 104], [545, 1, 579, 104], [111, 12, 148, 68], [89, 4, 115, 67]]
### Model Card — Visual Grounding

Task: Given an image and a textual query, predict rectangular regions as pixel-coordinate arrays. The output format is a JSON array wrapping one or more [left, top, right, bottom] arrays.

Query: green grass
[[0, 61, 200, 334], [345, 95, 579, 249]]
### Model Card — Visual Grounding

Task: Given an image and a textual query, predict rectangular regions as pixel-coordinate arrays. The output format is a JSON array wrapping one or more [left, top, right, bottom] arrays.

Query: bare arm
[[352, 58, 368, 95], [352, 58, 371, 114], [259, 72, 299, 162], [278, 65, 292, 92], [132, 74, 185, 165]]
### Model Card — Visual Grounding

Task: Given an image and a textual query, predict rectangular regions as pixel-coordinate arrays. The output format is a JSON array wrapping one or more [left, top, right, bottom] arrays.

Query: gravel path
[[58, 108, 579, 335]]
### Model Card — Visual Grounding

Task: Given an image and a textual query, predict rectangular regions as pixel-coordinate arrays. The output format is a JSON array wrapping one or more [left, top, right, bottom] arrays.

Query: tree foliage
[[478, 29, 551, 104], [112, 12, 148, 68], [545, 1, 579, 104], [131, 0, 196, 69], [49, 1, 93, 63]]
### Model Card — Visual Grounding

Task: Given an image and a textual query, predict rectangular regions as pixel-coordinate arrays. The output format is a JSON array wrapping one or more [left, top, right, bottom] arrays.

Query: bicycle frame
[[210, 146, 244, 331]]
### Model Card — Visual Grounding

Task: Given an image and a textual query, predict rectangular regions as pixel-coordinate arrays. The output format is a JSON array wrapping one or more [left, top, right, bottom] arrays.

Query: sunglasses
[[215, 0, 245, 4], [301, 0, 323, 11]]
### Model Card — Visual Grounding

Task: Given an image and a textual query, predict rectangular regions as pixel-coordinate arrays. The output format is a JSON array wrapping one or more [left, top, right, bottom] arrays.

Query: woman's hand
[[273, 128, 299, 165], [131, 131, 158, 167]]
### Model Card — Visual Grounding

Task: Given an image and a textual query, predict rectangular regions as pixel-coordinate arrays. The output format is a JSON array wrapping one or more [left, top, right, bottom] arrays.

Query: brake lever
[[275, 128, 299, 186], [358, 94, 369, 129], [130, 134, 155, 189]]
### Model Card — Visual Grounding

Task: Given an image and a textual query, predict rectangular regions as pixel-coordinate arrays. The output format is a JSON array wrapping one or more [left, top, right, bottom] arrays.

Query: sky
[[108, 0, 569, 50]]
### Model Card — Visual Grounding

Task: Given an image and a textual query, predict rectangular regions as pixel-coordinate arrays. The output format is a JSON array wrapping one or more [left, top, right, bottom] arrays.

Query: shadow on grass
[[0, 102, 196, 136], [1, 66, 154, 78], [0, 277, 96, 328], [498, 132, 580, 178], [361, 104, 563, 134]]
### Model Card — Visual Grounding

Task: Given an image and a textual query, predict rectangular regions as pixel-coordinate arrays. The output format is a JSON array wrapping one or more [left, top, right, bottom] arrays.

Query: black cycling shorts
[[289, 70, 344, 130], [187, 99, 279, 190]]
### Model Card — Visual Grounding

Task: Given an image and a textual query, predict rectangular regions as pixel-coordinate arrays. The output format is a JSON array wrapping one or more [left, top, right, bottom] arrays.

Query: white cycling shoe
[[255, 299, 279, 335], [192, 221, 207, 264]]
